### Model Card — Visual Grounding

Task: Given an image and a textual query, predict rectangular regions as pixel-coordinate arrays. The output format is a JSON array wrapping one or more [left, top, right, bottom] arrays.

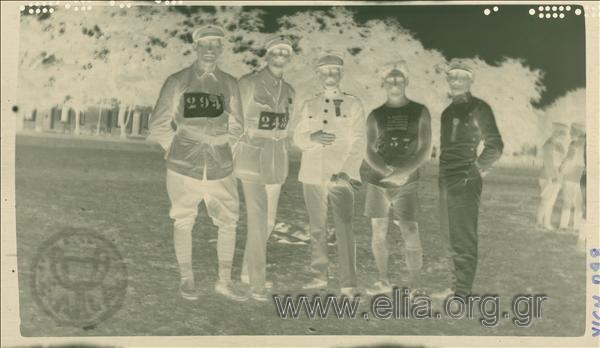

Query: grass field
[[14, 134, 586, 337]]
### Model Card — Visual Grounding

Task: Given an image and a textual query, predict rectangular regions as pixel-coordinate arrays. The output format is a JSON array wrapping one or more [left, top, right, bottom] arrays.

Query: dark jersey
[[440, 93, 503, 181], [361, 100, 425, 187]]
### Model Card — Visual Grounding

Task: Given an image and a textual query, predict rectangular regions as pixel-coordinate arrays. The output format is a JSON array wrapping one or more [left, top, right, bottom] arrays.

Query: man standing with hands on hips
[[360, 60, 432, 297], [293, 51, 366, 298], [438, 59, 503, 300], [235, 36, 295, 301], [148, 25, 247, 302]]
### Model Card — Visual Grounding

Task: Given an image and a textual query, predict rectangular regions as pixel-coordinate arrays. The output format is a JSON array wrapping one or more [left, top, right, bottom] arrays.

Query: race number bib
[[183, 92, 224, 118], [258, 111, 289, 130]]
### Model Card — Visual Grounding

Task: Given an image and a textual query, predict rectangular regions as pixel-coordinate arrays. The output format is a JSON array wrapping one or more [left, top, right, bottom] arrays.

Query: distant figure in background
[[536, 122, 568, 231], [558, 123, 586, 234], [580, 133, 586, 219], [579, 133, 586, 251], [430, 145, 437, 160], [60, 96, 77, 134]]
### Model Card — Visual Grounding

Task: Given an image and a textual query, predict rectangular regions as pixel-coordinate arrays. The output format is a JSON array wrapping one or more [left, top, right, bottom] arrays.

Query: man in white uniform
[[293, 51, 366, 297], [235, 36, 295, 301], [148, 25, 247, 301]]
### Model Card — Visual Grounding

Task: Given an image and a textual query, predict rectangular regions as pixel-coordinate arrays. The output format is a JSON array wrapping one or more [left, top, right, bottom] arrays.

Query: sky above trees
[[244, 4, 586, 109]]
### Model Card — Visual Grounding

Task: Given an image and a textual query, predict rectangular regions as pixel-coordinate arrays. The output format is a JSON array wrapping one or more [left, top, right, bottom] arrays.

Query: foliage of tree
[[18, 5, 548, 153]]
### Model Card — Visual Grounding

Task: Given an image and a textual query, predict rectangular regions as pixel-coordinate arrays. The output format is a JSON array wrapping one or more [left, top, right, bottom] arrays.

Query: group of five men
[[148, 25, 504, 302]]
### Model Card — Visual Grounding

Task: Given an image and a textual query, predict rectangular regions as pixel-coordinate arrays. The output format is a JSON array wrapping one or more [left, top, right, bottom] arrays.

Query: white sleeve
[[292, 101, 318, 151]]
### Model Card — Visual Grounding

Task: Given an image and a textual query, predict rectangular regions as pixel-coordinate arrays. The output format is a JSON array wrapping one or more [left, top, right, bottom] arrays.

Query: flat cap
[[192, 25, 225, 42], [447, 59, 473, 75], [317, 50, 344, 69], [265, 36, 293, 54], [378, 60, 409, 79]]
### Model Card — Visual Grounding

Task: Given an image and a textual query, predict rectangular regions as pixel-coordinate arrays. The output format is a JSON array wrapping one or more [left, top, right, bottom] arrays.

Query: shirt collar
[[323, 87, 341, 98], [451, 92, 472, 104], [194, 61, 219, 78], [261, 66, 283, 85]]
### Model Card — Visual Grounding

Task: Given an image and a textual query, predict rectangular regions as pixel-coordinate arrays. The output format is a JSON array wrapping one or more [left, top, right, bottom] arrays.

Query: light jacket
[[148, 61, 244, 180], [234, 67, 295, 184], [294, 89, 366, 185]]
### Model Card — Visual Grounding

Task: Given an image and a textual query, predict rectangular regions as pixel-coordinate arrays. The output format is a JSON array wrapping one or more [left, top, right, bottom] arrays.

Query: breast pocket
[[253, 87, 273, 109], [166, 135, 202, 168]]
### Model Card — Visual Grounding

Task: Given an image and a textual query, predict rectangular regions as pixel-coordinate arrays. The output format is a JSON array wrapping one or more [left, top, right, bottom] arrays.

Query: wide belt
[[247, 128, 288, 140], [177, 128, 229, 145]]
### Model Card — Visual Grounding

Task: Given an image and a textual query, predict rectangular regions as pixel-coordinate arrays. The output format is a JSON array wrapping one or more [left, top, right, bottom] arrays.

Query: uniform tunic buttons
[[324, 109, 328, 113], [323, 120, 328, 124], [325, 99, 330, 103]]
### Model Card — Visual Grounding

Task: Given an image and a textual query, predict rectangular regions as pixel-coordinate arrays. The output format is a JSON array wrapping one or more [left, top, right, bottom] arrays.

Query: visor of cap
[[317, 54, 344, 68], [446, 60, 473, 74], [266, 37, 293, 53], [552, 122, 569, 129], [193, 25, 225, 42], [379, 60, 409, 79]]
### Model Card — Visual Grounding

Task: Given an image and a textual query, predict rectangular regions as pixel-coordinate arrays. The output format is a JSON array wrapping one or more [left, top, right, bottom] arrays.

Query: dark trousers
[[439, 174, 483, 297], [303, 183, 357, 288]]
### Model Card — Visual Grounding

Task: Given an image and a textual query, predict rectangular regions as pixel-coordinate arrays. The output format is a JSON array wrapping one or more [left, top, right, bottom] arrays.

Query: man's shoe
[[179, 278, 199, 301], [429, 287, 454, 300], [250, 289, 270, 302], [365, 280, 393, 295], [409, 288, 428, 298], [215, 280, 248, 301], [240, 275, 273, 289], [340, 287, 362, 302], [302, 278, 328, 290]]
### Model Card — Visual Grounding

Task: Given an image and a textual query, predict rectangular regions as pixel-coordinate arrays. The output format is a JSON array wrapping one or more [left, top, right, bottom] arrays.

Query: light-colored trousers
[[560, 181, 583, 230], [166, 169, 239, 280], [303, 182, 357, 288], [240, 182, 281, 291], [537, 178, 561, 227]]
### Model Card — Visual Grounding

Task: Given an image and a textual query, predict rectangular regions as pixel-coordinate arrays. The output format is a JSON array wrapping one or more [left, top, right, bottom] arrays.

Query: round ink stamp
[[30, 228, 128, 328]]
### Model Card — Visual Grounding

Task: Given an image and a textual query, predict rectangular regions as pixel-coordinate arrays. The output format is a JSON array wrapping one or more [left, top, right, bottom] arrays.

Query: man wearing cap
[[148, 25, 247, 301], [293, 51, 366, 297], [438, 59, 503, 300], [234, 36, 295, 301], [359, 61, 432, 296], [558, 122, 586, 234], [536, 122, 568, 230]]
